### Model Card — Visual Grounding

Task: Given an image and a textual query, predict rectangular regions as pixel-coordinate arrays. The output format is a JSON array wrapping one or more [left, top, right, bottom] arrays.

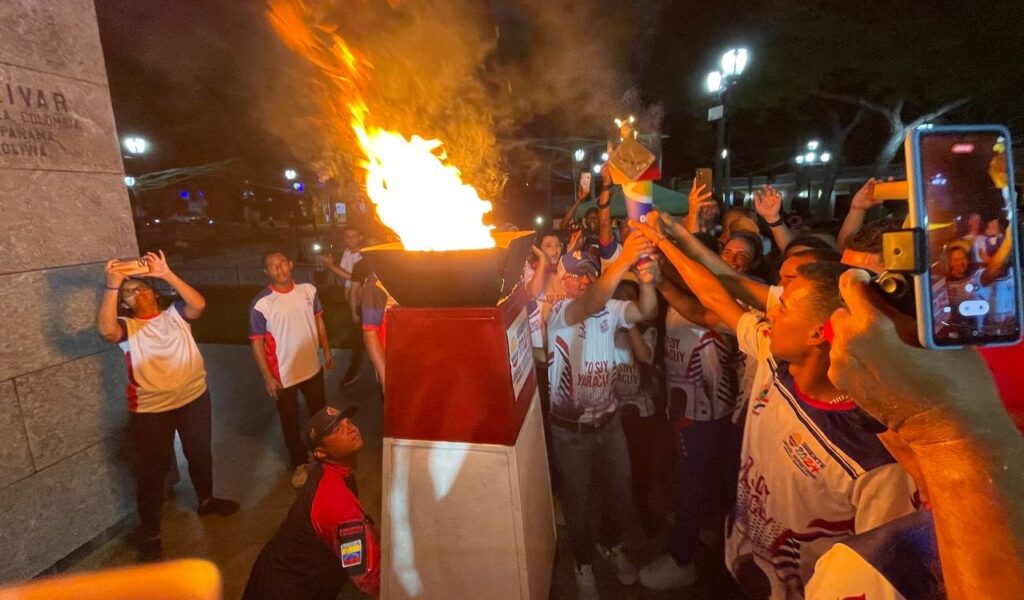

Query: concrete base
[[381, 393, 555, 599]]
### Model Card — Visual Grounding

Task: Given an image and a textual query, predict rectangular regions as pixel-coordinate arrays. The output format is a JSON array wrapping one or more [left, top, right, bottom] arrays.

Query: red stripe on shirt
[[264, 332, 281, 382], [124, 350, 140, 412]]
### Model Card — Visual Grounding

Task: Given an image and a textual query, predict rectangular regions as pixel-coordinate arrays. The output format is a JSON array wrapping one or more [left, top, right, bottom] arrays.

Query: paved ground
[[67, 344, 745, 600]]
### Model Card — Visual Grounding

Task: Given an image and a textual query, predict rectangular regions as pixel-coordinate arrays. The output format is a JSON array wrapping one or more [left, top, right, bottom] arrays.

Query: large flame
[[267, 1, 495, 251]]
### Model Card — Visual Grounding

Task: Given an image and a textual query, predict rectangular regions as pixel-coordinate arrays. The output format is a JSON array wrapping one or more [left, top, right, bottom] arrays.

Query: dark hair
[[790, 247, 841, 263], [784, 235, 835, 256], [613, 279, 640, 301], [843, 217, 904, 253], [583, 207, 599, 219], [342, 224, 362, 235], [536, 230, 562, 244], [693, 232, 720, 252], [262, 249, 290, 266], [728, 231, 763, 258], [723, 207, 756, 221], [796, 261, 849, 321]]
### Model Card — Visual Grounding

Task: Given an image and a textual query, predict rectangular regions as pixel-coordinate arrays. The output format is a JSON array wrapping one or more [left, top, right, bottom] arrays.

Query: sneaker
[[291, 464, 310, 489], [573, 563, 600, 600], [197, 497, 240, 516], [597, 543, 637, 585], [639, 554, 696, 590]]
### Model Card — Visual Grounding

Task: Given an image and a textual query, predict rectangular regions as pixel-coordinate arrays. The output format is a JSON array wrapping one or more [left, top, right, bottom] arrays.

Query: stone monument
[[0, 0, 138, 583]]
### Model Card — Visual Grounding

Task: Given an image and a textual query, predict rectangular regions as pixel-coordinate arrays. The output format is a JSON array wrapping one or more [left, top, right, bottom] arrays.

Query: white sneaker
[[639, 554, 697, 590], [291, 464, 310, 489], [597, 543, 637, 585], [573, 563, 600, 600]]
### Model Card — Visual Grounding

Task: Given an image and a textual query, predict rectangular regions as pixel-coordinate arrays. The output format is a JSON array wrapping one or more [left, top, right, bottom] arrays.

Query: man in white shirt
[[251, 250, 334, 489], [320, 226, 365, 386], [547, 232, 657, 600], [632, 221, 918, 599]]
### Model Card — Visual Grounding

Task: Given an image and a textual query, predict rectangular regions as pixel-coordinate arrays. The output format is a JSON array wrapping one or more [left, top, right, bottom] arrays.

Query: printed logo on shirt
[[599, 319, 609, 333], [577, 361, 611, 388], [340, 540, 363, 568], [752, 383, 772, 415], [782, 432, 826, 479]]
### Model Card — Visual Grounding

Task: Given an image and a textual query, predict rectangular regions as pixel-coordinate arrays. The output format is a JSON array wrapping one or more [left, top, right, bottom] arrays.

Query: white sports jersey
[[664, 307, 740, 421], [249, 282, 323, 388], [547, 298, 631, 424], [726, 312, 918, 598], [612, 328, 656, 417], [806, 510, 942, 600], [118, 302, 207, 413]]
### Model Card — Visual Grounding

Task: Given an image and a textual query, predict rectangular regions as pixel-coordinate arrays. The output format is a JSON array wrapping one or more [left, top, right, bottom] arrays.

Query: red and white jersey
[[726, 312, 918, 598], [612, 328, 657, 417], [664, 307, 740, 421], [118, 302, 207, 413], [249, 282, 323, 388], [547, 299, 631, 424]]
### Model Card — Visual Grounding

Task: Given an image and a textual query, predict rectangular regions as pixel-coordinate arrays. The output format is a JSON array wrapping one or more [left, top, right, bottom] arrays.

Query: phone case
[[905, 124, 1022, 350]]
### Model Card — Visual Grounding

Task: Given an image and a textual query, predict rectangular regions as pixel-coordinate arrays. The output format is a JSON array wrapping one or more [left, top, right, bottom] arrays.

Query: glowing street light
[[807, 140, 820, 151], [124, 176, 136, 187], [592, 163, 603, 174], [122, 136, 148, 156], [574, 148, 586, 162], [535, 216, 544, 225], [600, 152, 610, 162], [284, 169, 298, 181], [706, 71, 723, 94], [820, 152, 832, 163], [720, 48, 749, 77]]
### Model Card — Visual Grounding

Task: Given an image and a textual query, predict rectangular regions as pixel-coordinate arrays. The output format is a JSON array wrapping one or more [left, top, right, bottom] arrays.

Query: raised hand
[[636, 258, 660, 284], [104, 259, 126, 288], [850, 178, 881, 211], [144, 250, 172, 279], [753, 185, 783, 222], [621, 229, 655, 264], [685, 180, 715, 233]]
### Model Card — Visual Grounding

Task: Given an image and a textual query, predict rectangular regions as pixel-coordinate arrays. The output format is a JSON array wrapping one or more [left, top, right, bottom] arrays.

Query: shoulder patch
[[337, 520, 368, 575]]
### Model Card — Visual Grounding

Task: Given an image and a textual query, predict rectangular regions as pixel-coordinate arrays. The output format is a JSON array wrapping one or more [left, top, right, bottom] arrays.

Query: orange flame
[[267, 1, 495, 251]]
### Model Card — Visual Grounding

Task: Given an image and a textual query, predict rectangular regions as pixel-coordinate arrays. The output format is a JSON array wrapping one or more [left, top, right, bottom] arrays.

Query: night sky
[[95, 0, 1024, 221]]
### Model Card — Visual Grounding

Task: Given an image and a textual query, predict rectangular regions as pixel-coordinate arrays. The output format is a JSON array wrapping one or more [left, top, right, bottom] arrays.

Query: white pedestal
[[381, 393, 555, 599]]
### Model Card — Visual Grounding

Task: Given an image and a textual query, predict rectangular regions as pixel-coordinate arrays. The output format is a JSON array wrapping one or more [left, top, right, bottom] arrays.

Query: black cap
[[307, 405, 359, 450]]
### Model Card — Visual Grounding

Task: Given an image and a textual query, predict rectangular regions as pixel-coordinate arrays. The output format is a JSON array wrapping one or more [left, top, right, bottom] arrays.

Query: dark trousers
[[668, 415, 741, 565], [551, 413, 635, 565], [343, 318, 364, 380], [276, 369, 326, 468], [619, 404, 672, 537], [130, 390, 214, 538]]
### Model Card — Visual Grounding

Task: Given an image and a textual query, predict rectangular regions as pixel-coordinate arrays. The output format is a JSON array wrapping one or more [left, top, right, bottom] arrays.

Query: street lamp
[[574, 149, 586, 162], [706, 47, 750, 205], [795, 140, 833, 208], [122, 136, 148, 156], [284, 168, 298, 181]]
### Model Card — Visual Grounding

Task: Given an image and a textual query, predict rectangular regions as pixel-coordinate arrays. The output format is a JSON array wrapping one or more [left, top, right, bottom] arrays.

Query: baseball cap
[[307, 405, 359, 449], [559, 250, 599, 277]]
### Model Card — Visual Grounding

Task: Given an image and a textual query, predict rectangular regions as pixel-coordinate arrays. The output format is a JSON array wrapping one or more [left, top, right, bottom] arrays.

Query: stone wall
[[0, 0, 138, 582]]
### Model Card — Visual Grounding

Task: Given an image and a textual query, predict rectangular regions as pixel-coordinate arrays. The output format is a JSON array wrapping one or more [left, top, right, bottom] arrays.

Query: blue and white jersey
[[806, 510, 943, 600], [725, 312, 919, 599], [547, 299, 631, 424]]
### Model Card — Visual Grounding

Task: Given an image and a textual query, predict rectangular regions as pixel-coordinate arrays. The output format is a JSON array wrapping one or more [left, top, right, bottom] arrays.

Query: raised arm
[[97, 260, 126, 342], [564, 231, 650, 326], [145, 251, 206, 319], [981, 225, 1014, 285], [527, 246, 554, 299], [632, 219, 747, 332], [625, 259, 659, 326], [752, 185, 794, 252], [320, 254, 352, 281], [837, 179, 880, 252], [597, 164, 615, 246], [656, 211, 772, 311], [657, 277, 726, 332], [683, 180, 714, 234], [625, 326, 653, 364], [560, 186, 586, 232]]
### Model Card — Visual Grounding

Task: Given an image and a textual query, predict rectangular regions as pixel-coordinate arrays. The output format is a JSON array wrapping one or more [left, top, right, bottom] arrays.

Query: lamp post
[[794, 140, 832, 209], [706, 48, 749, 206]]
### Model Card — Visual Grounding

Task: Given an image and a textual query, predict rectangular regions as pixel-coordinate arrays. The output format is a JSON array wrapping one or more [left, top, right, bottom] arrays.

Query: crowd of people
[[515, 166, 1024, 600], [95, 166, 1024, 599]]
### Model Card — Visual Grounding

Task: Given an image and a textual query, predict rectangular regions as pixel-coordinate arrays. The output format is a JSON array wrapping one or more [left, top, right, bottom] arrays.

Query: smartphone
[[695, 168, 713, 196], [111, 257, 151, 277], [579, 172, 592, 193], [906, 124, 1022, 349]]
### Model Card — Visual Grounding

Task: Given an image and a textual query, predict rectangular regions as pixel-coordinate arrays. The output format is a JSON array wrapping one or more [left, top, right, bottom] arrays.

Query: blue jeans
[[550, 412, 635, 565], [668, 415, 741, 565]]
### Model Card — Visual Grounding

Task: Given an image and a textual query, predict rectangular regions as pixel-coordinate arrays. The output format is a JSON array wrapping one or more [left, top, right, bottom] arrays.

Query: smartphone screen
[[916, 128, 1021, 346]]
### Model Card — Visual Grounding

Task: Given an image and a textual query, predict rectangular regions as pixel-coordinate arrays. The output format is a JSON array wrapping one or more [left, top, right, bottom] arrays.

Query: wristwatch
[[767, 217, 785, 228]]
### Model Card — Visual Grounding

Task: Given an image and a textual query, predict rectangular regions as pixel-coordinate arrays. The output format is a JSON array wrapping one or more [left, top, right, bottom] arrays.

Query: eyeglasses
[[120, 285, 152, 299]]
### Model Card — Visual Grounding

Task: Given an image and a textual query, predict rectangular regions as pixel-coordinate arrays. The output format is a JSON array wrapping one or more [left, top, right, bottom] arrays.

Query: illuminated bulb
[[574, 149, 586, 162], [820, 152, 831, 163], [721, 149, 729, 159], [706, 71, 723, 93], [535, 216, 544, 225], [804, 152, 816, 163], [807, 140, 820, 151], [592, 163, 603, 174], [601, 152, 609, 161], [795, 155, 805, 164]]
